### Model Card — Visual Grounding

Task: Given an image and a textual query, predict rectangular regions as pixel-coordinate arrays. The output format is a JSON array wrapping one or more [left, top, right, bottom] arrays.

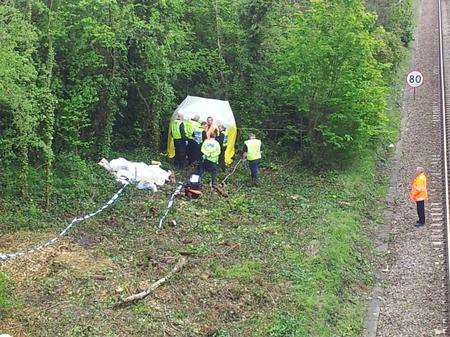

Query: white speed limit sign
[[406, 71, 424, 88]]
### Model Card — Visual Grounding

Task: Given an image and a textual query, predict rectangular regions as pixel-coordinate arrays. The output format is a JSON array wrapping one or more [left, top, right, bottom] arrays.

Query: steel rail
[[438, 0, 450, 327]]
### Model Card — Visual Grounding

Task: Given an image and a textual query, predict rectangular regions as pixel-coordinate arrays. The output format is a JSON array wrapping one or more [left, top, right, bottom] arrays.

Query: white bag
[[98, 158, 172, 191]]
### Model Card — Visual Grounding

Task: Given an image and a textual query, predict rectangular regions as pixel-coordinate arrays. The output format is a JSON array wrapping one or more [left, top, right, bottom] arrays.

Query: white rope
[[221, 159, 242, 185], [157, 183, 184, 229], [0, 183, 129, 262]]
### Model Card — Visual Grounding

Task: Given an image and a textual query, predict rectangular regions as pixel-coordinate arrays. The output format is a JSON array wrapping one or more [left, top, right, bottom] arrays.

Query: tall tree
[[0, 3, 39, 196], [274, 0, 388, 161], [41, 0, 57, 206]]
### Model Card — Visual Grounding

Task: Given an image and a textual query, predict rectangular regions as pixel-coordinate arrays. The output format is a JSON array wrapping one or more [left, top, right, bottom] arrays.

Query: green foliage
[[367, 0, 414, 47], [0, 0, 414, 197], [0, 153, 116, 233], [268, 312, 302, 337], [0, 1, 412, 335], [0, 4, 39, 195], [0, 272, 13, 309], [273, 0, 388, 161], [367, 0, 414, 78]]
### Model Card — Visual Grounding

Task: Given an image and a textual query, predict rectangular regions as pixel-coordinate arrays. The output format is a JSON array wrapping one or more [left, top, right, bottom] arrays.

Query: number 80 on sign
[[406, 71, 423, 88]]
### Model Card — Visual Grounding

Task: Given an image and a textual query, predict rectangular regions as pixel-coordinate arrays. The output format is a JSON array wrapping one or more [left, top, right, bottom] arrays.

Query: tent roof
[[172, 96, 235, 127]]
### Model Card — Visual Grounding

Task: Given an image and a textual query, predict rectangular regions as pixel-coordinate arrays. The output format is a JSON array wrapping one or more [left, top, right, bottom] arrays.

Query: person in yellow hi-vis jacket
[[243, 133, 262, 185], [410, 167, 428, 227], [171, 112, 187, 169], [198, 132, 221, 187]]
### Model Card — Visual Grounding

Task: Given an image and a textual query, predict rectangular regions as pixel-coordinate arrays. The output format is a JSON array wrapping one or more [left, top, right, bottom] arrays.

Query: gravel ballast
[[374, 0, 448, 336]]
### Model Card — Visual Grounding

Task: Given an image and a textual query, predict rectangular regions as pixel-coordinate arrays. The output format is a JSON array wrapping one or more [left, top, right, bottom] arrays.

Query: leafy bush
[[368, 0, 414, 79], [273, 0, 388, 162]]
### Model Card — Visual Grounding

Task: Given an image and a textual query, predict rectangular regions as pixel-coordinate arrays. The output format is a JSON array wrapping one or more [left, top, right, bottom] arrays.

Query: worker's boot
[[414, 221, 424, 227]]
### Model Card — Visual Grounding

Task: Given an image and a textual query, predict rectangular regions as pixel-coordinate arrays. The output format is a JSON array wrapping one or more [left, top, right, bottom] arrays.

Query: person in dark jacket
[[217, 124, 228, 170], [201, 121, 208, 142], [185, 115, 202, 165]]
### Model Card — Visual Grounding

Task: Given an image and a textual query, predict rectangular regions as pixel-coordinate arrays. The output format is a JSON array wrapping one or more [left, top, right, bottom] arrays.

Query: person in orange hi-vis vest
[[204, 116, 219, 140], [410, 167, 428, 227]]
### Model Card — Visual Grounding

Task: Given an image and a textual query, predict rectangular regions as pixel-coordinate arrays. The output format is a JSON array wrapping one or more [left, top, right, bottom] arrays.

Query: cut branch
[[113, 256, 187, 308]]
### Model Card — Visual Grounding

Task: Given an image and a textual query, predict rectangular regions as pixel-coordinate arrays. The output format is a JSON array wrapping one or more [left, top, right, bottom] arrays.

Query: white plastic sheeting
[[98, 158, 172, 191], [171, 96, 236, 128]]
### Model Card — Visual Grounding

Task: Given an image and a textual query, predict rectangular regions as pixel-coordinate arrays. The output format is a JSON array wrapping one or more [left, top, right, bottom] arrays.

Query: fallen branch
[[114, 256, 187, 308], [214, 185, 229, 197]]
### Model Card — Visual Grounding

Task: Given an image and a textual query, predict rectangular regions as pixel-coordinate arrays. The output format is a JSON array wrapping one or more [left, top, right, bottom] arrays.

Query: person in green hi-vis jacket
[[197, 132, 221, 187], [171, 112, 187, 169], [243, 133, 262, 185]]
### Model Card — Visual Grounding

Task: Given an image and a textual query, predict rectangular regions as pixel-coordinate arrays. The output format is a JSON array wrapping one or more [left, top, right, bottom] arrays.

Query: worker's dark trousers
[[174, 139, 187, 169], [248, 159, 260, 181], [416, 200, 425, 224], [219, 146, 227, 170], [187, 140, 200, 165], [198, 159, 217, 185]]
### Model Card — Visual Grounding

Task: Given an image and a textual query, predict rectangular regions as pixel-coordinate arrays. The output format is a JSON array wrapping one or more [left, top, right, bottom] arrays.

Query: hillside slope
[[0, 154, 386, 337]]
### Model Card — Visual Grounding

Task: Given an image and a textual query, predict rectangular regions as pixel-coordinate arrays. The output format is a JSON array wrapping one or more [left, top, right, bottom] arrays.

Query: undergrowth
[[0, 272, 13, 310], [0, 148, 388, 337]]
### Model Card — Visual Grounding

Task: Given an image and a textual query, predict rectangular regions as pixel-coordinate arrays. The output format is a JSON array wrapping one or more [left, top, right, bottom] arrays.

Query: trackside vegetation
[[1, 0, 413, 336], [0, 151, 389, 336]]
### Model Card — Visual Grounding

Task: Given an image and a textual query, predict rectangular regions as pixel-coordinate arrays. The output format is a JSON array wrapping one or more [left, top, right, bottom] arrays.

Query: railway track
[[438, 0, 450, 334]]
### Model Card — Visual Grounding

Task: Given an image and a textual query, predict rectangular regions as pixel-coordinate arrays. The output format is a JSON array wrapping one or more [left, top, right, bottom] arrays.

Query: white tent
[[171, 96, 236, 128], [167, 96, 237, 164]]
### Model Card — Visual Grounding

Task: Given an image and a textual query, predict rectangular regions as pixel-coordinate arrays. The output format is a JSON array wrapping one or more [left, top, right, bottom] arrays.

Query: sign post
[[406, 71, 424, 100]]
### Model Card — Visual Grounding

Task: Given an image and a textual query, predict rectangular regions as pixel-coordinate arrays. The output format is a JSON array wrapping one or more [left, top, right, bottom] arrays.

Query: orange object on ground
[[186, 187, 202, 199], [410, 173, 428, 201]]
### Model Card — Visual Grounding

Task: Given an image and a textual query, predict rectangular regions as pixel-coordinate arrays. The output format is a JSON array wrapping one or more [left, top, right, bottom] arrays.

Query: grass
[[0, 272, 12, 309], [0, 146, 388, 337]]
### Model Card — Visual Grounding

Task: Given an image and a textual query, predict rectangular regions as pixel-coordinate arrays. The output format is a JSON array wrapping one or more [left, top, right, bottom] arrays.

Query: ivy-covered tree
[[119, 0, 188, 150], [39, 0, 57, 206], [54, 0, 128, 158], [0, 3, 39, 196]]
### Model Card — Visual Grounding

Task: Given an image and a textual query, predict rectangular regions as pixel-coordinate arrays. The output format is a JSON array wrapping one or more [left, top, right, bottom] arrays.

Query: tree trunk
[[213, 0, 228, 99], [99, 4, 119, 158], [43, 0, 56, 208]]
